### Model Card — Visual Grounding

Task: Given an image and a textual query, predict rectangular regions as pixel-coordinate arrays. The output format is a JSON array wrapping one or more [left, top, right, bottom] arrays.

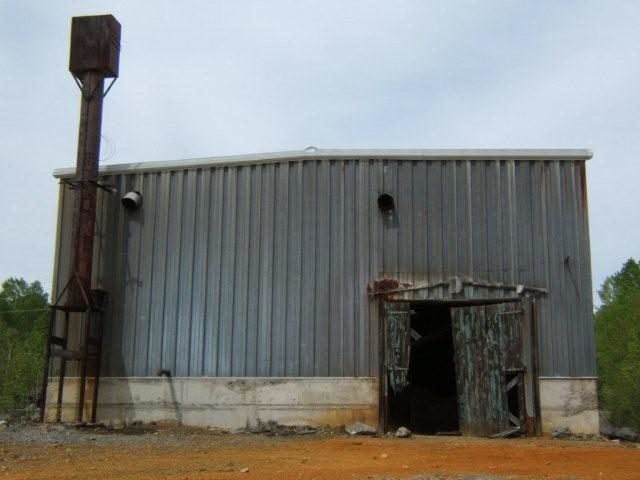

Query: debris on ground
[[601, 424, 640, 443], [490, 427, 521, 439], [550, 426, 603, 442], [395, 426, 412, 438], [247, 420, 319, 436], [551, 426, 573, 439], [345, 421, 377, 436]]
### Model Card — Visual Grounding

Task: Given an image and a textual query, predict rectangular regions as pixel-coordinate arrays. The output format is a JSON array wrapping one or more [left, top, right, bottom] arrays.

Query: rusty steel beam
[[66, 71, 105, 307]]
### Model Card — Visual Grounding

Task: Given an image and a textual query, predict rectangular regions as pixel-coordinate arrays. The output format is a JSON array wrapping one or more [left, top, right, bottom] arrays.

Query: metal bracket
[[61, 178, 117, 194], [89, 180, 118, 194], [71, 73, 107, 101], [102, 77, 117, 98]]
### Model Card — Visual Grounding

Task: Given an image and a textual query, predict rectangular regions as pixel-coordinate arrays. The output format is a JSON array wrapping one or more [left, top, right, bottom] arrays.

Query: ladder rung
[[50, 336, 66, 346], [42, 304, 105, 424], [51, 349, 81, 361], [51, 349, 100, 361]]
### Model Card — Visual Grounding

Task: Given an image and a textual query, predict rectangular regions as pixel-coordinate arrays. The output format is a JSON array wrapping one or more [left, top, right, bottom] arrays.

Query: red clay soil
[[2, 433, 640, 479]]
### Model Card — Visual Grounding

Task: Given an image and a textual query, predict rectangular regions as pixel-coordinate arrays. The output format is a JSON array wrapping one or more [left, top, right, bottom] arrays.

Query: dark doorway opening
[[387, 303, 459, 434]]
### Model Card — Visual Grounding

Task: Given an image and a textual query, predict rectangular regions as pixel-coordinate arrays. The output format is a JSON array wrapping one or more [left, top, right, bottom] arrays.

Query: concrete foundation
[[45, 376, 599, 435], [539, 377, 599, 435], [44, 377, 378, 430]]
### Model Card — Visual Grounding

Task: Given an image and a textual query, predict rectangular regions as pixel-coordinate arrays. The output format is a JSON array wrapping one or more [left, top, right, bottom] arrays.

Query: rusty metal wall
[[52, 156, 595, 378]]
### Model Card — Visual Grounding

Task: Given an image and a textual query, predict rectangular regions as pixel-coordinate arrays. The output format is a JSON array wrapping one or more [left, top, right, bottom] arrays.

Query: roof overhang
[[53, 148, 593, 178]]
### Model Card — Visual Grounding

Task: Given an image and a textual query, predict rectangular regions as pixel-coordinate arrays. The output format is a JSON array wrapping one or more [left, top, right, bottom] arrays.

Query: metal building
[[45, 149, 598, 435]]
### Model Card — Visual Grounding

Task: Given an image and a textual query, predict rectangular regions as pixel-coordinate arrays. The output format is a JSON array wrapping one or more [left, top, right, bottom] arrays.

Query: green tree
[[0, 278, 48, 413], [595, 259, 640, 430]]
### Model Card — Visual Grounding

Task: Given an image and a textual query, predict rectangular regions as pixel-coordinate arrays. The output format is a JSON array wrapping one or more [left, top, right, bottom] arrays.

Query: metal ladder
[[39, 277, 106, 424]]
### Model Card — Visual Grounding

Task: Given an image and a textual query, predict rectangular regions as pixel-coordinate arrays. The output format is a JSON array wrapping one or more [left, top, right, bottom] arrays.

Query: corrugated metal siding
[[52, 158, 596, 378]]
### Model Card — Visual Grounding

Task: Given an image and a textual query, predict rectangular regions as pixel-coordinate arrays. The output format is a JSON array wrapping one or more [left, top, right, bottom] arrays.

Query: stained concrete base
[[539, 377, 599, 435], [45, 376, 599, 435], [43, 377, 378, 430]]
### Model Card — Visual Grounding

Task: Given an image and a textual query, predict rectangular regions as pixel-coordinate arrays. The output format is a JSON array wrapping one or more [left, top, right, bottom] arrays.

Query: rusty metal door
[[451, 302, 527, 436]]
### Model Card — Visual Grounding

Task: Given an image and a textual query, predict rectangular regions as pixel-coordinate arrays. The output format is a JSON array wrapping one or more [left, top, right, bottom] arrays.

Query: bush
[[595, 259, 640, 431], [0, 278, 48, 414]]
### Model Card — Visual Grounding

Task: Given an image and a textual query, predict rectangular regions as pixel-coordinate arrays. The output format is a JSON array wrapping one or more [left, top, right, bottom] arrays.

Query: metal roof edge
[[53, 148, 593, 178]]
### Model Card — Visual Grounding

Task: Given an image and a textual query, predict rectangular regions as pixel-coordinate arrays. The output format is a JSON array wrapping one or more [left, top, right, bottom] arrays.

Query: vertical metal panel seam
[[510, 161, 518, 284], [325, 161, 331, 376], [254, 165, 262, 376], [173, 172, 185, 374], [206, 168, 224, 375], [142, 173, 158, 374], [296, 162, 304, 376], [452, 161, 458, 275], [240, 166, 251, 376], [409, 161, 416, 287], [129, 174, 141, 374], [423, 160, 430, 282], [540, 162, 554, 374], [354, 160, 361, 375], [157, 173, 171, 372], [568, 163, 584, 373], [354, 161, 362, 375], [441, 160, 447, 285], [555, 161, 571, 373], [349, 161, 357, 375], [341, 161, 348, 375], [214, 168, 226, 375], [268, 166, 276, 375], [311, 161, 318, 374], [189, 169, 206, 375], [282, 164, 290, 375], [224, 167, 238, 375], [495, 161, 504, 282], [466, 161, 473, 277], [133, 173, 145, 372], [240, 166, 252, 376], [186, 171, 198, 374], [110, 174, 127, 375], [199, 169, 212, 375]]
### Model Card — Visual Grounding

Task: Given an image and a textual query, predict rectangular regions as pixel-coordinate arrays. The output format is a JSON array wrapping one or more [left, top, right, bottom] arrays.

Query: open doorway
[[384, 298, 537, 436], [387, 303, 459, 434]]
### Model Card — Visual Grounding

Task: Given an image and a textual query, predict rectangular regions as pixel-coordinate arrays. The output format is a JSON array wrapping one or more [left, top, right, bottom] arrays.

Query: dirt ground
[[1, 424, 639, 480]]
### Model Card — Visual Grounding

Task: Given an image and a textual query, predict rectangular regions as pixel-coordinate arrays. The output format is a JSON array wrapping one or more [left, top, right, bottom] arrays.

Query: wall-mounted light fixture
[[121, 191, 142, 210]]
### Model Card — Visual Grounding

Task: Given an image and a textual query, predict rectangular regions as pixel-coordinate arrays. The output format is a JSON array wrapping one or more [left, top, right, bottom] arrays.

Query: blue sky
[[1, 1, 639, 302]]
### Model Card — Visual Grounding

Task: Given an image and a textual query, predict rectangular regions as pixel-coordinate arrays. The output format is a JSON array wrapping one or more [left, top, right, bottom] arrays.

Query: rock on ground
[[345, 422, 376, 436], [551, 427, 573, 439], [395, 426, 412, 438]]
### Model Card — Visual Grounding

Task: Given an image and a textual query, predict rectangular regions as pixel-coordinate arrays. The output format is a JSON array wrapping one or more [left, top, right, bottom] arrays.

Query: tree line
[[0, 278, 48, 415], [595, 258, 640, 431]]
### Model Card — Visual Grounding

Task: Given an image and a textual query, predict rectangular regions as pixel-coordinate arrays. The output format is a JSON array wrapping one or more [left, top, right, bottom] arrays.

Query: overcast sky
[[1, 1, 639, 302]]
